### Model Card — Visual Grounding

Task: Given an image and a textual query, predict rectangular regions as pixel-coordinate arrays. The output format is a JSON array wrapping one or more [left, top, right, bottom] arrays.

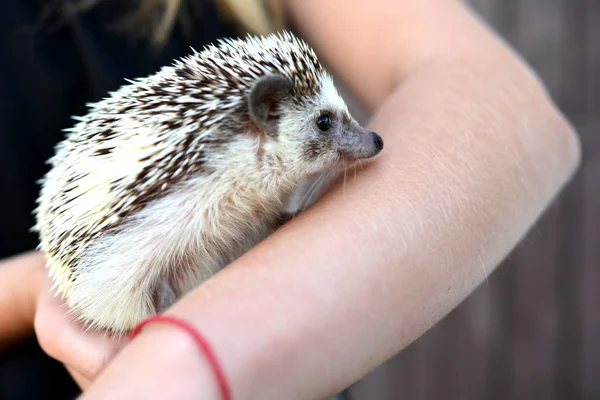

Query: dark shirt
[[0, 1, 235, 398]]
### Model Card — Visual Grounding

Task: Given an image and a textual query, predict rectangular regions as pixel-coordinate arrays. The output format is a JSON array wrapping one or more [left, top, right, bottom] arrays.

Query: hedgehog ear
[[248, 74, 293, 136]]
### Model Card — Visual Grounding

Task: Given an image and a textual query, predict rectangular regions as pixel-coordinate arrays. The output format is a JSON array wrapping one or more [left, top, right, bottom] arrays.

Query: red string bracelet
[[129, 315, 232, 400]]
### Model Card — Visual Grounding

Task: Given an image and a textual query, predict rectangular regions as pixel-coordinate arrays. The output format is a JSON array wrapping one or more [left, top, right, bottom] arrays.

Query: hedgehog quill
[[33, 31, 384, 334]]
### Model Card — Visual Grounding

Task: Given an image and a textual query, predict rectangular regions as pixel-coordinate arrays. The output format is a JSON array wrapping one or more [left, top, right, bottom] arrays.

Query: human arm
[[38, 0, 581, 398]]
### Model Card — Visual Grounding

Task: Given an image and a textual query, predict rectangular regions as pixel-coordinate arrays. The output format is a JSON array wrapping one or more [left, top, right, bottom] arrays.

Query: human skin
[[0, 0, 581, 399], [0, 253, 44, 353]]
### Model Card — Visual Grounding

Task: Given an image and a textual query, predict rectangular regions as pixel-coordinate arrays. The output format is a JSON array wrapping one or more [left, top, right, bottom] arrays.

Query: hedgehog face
[[300, 75, 384, 168], [248, 73, 384, 178]]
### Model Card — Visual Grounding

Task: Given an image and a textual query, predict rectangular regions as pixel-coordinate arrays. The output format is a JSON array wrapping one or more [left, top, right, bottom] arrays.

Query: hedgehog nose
[[372, 132, 384, 152]]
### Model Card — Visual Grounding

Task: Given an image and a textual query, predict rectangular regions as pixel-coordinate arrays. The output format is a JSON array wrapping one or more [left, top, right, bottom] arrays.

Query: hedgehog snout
[[337, 123, 384, 161], [372, 132, 384, 152], [360, 130, 384, 158]]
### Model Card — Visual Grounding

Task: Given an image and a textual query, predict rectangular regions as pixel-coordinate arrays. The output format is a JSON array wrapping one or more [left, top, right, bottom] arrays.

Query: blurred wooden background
[[346, 0, 599, 399]]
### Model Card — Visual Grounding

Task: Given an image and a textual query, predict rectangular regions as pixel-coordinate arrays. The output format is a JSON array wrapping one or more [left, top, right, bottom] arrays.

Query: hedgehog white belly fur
[[33, 31, 384, 334]]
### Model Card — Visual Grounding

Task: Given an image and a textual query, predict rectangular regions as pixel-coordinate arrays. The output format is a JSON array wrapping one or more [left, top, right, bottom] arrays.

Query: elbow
[[550, 108, 582, 187], [509, 49, 582, 186], [524, 70, 583, 193], [466, 40, 583, 195]]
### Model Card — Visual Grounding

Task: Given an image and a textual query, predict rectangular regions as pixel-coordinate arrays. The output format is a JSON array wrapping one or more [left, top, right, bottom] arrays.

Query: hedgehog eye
[[316, 112, 332, 132]]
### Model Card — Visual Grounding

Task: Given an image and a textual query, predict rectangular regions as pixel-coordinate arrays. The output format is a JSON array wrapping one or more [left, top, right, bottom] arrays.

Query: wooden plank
[[557, 0, 590, 117], [455, 277, 502, 400], [585, 0, 600, 117], [555, 158, 585, 400], [345, 361, 392, 400], [514, 0, 565, 95], [469, 0, 495, 22], [580, 152, 600, 400], [484, 261, 517, 400], [510, 207, 560, 400], [555, 1, 589, 399], [581, 1, 600, 397], [346, 333, 427, 400], [418, 314, 461, 400], [509, 1, 565, 398]]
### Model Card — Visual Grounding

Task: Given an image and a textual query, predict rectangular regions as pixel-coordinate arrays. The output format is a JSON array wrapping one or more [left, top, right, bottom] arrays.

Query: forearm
[[80, 28, 580, 399]]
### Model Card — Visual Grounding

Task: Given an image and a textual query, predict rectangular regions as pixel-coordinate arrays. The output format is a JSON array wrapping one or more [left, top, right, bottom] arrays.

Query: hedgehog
[[33, 31, 384, 334]]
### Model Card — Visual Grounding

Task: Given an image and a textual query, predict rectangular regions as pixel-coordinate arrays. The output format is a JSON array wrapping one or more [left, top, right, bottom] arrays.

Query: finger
[[34, 273, 128, 380], [0, 251, 46, 351], [65, 364, 92, 391]]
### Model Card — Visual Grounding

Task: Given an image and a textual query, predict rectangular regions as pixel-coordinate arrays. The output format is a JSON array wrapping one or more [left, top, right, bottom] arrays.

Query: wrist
[[81, 317, 223, 400]]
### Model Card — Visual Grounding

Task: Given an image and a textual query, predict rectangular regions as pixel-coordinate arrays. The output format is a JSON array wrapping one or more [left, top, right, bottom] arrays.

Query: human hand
[[0, 251, 45, 352], [33, 263, 128, 390], [0, 250, 127, 389]]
